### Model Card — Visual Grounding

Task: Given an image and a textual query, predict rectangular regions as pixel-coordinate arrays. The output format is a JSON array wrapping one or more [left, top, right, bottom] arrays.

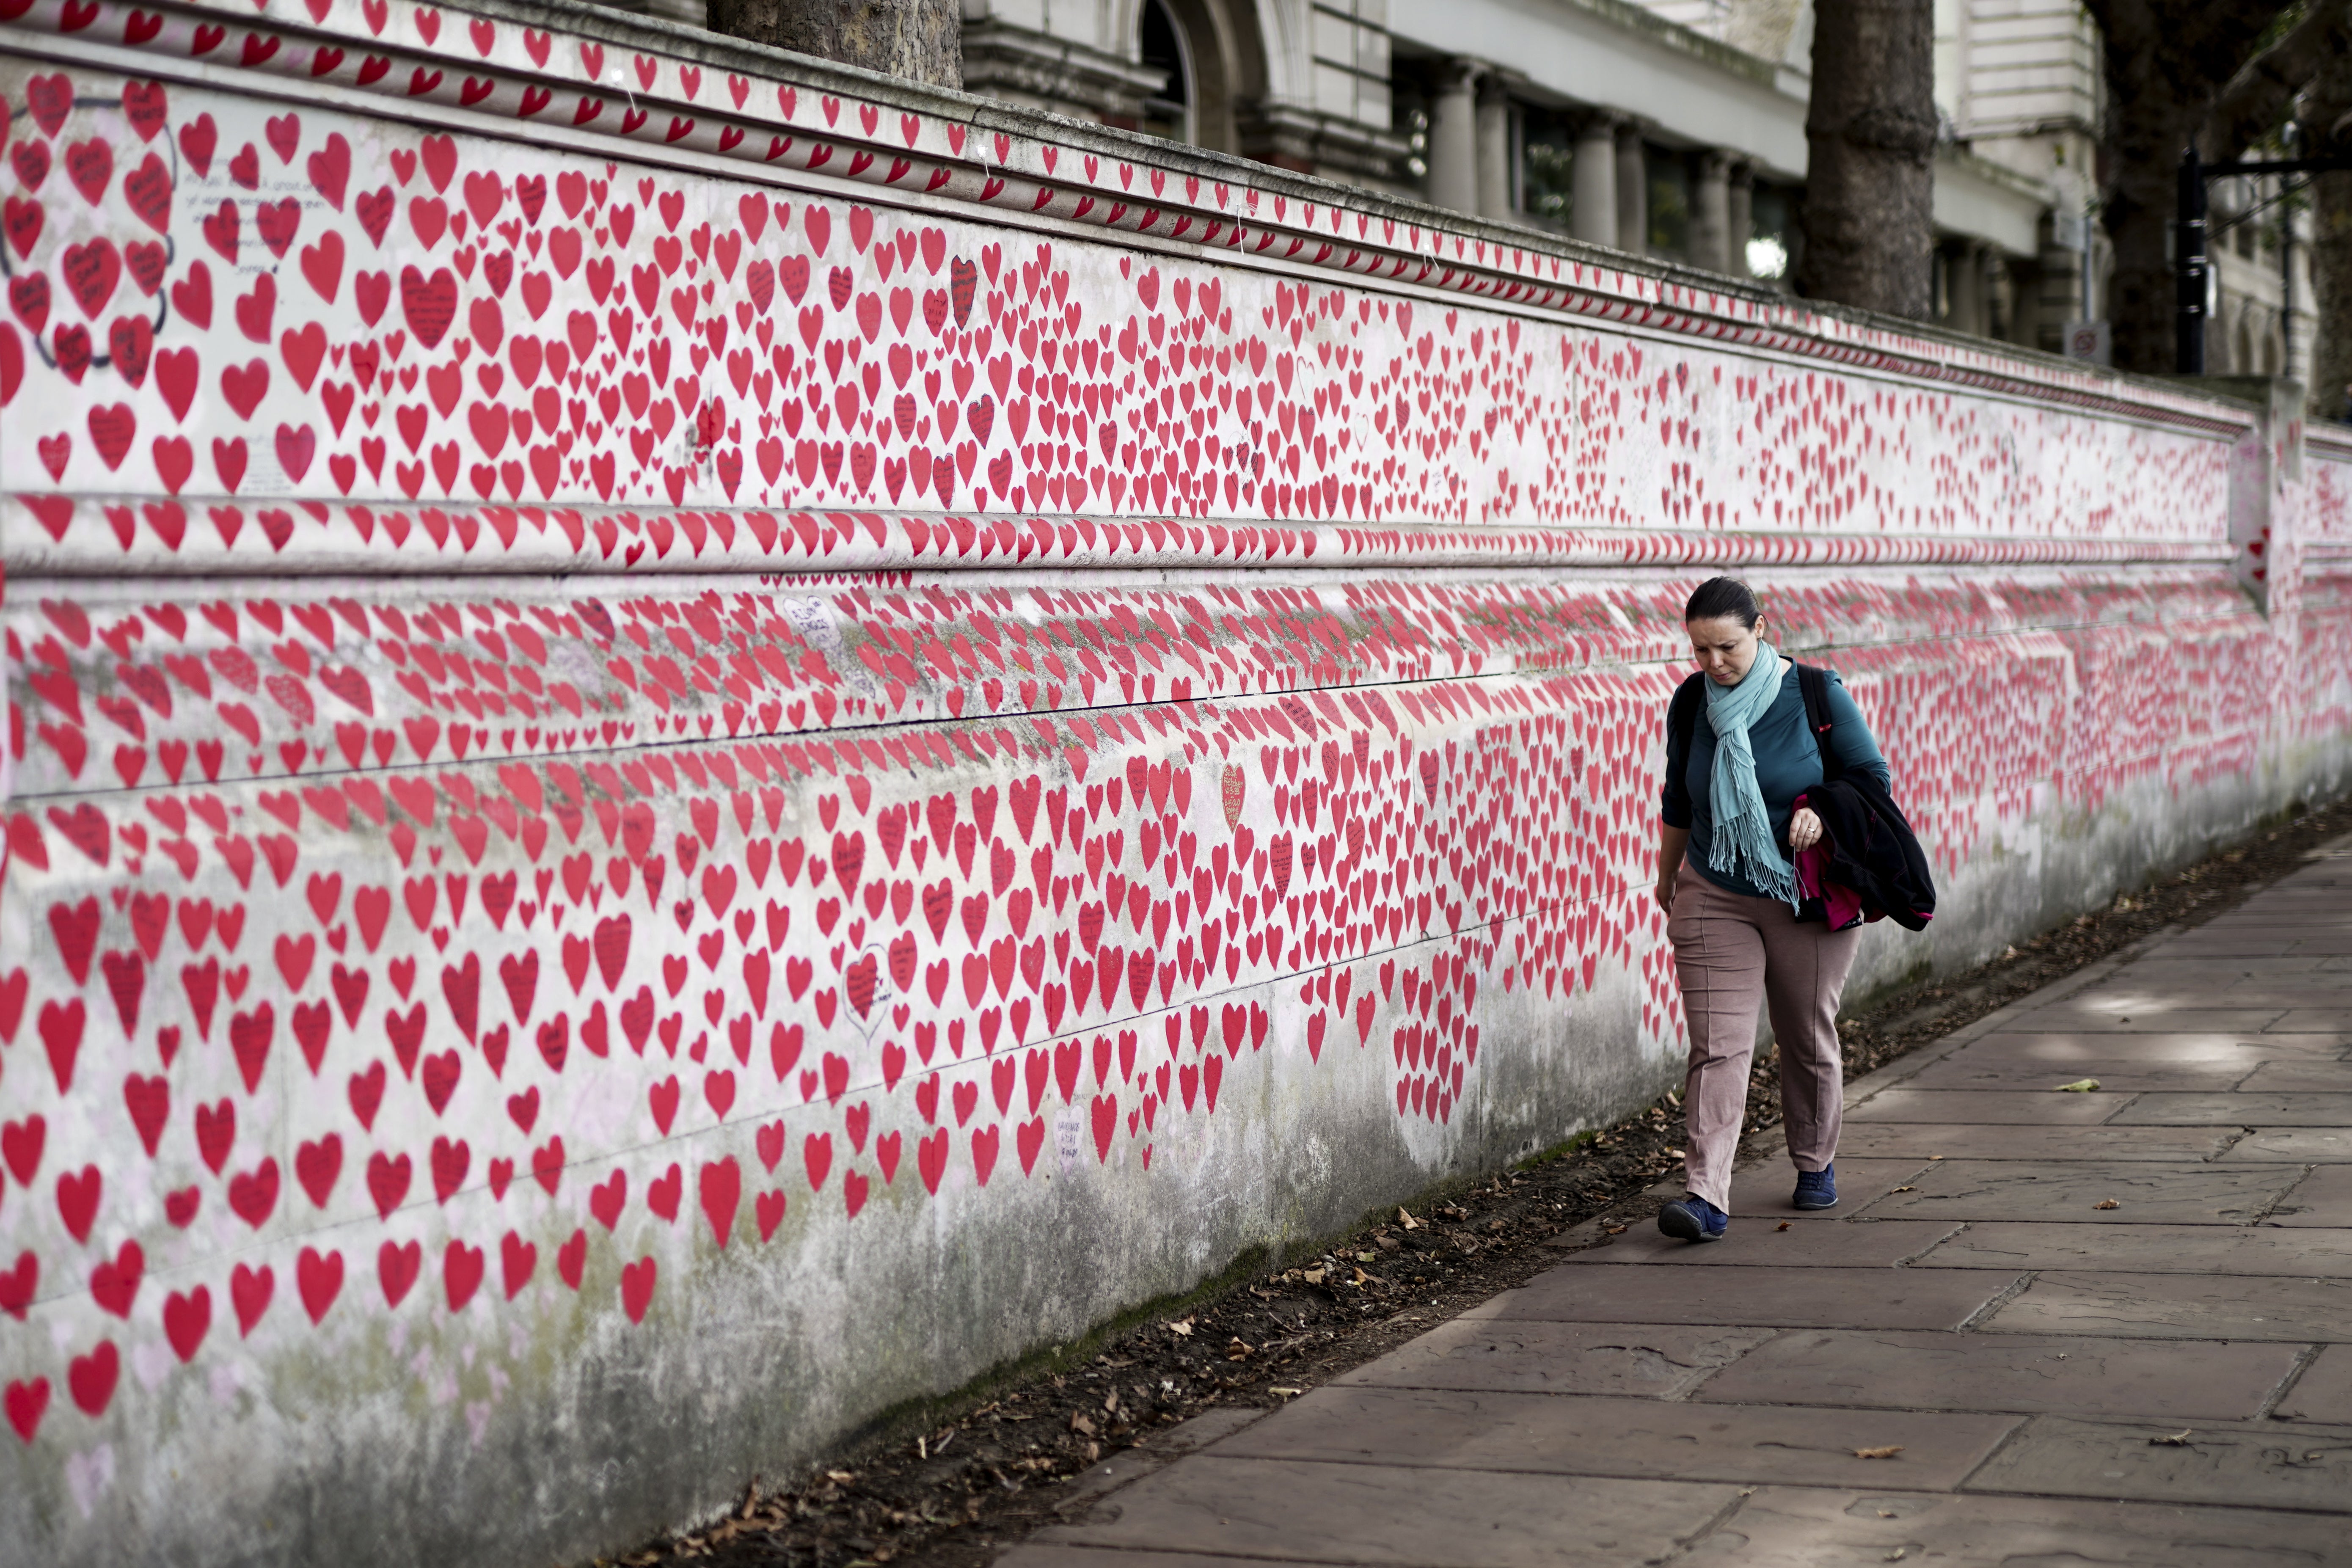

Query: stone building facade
[[614, 0, 2316, 369]]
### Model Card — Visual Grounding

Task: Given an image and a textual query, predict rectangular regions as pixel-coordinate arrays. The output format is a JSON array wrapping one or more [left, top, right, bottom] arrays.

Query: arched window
[[1140, 0, 1193, 145], [1129, 0, 1256, 155]]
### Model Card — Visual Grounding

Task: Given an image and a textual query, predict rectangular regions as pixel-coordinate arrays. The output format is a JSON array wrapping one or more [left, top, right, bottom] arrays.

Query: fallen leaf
[[1853, 1445, 1905, 1460], [1892, 1185, 1916, 1193], [1166, 1318, 1194, 1337], [2149, 1429, 2194, 1447], [1225, 1337, 1253, 1360], [1776, 1221, 1793, 1232], [1603, 1223, 1628, 1235], [2095, 1199, 2121, 1210], [1301, 1267, 1326, 1285], [1397, 1207, 1421, 1230], [1268, 1386, 1303, 1397], [2055, 1078, 2101, 1093], [1069, 1412, 1097, 1436]]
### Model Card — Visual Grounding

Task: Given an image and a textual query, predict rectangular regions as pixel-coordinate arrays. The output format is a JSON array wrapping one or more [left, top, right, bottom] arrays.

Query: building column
[[1615, 121, 1648, 257], [1950, 240, 1987, 336], [2035, 207, 2084, 354], [1727, 161, 1754, 277], [1691, 149, 1732, 274], [1570, 111, 1621, 248], [1427, 61, 1479, 216], [1474, 74, 1513, 222]]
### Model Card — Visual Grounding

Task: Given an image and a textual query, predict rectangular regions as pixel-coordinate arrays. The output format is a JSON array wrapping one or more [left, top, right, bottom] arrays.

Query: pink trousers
[[1666, 861, 1863, 1210]]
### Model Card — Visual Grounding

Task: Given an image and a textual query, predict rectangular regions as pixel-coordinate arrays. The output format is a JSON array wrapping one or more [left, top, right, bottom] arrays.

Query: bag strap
[[1796, 661, 1842, 782], [1669, 671, 1706, 761]]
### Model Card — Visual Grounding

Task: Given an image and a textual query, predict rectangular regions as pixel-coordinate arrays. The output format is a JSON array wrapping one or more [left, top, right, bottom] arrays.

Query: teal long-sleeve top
[[1659, 663, 1891, 900]]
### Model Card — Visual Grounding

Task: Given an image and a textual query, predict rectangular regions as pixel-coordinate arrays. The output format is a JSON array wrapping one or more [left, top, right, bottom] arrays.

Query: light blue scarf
[[1703, 643, 1801, 909]]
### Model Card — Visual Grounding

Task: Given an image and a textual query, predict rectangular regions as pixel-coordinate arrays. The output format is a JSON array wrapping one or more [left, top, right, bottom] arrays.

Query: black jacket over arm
[[1796, 774, 1937, 931]]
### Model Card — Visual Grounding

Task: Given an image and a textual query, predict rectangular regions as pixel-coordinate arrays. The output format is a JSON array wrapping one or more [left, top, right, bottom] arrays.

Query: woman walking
[[1653, 578, 1891, 1242]]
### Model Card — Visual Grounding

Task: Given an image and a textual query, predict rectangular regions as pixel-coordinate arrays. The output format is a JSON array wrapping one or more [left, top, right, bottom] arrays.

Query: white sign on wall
[[2065, 320, 2112, 366]]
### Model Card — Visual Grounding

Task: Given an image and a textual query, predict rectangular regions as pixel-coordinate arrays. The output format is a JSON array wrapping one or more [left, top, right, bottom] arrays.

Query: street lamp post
[[2177, 147, 2210, 374]]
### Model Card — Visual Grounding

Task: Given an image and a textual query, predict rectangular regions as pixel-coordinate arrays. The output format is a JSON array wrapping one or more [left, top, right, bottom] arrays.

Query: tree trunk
[[2311, 170, 2352, 422], [2307, 41, 2352, 422], [2083, 1, 2295, 372], [2099, 121, 2189, 376], [706, 0, 961, 88], [1796, 0, 1937, 318]]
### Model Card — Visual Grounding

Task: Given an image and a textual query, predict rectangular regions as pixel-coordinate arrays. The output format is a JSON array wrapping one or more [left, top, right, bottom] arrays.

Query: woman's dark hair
[[1683, 576, 1760, 629]]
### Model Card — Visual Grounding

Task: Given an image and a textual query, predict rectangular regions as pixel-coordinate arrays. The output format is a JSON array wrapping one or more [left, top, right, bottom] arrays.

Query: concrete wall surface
[[1, 3, 2349, 1563]]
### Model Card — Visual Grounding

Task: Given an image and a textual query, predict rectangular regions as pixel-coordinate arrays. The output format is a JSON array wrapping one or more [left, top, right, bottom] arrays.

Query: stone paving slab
[[1027, 1457, 1735, 1567], [1328, 1320, 1777, 1398], [1678, 1486, 2352, 1567], [1203, 1387, 2021, 1492], [2236, 1059, 2352, 1092], [1950, 1031, 2347, 1062], [1834, 1124, 2240, 1161], [1910, 1222, 2352, 1276], [2148, 934, 2352, 956], [1852, 1160, 2299, 1224], [1724, 1158, 1931, 1217], [2111, 1091, 2352, 1125], [1978, 1270, 2352, 1341], [1893, 1055, 2251, 1091], [2275, 1345, 2352, 1422], [2126, 956, 2340, 975], [2269, 1009, 2352, 1031], [1467, 1266, 2016, 1331], [2020, 985, 2303, 1012], [2266, 1165, 2352, 1226], [1963, 1416, 2352, 1512], [1691, 1329, 2302, 1419], [2219, 1127, 2352, 1160], [1996, 1006, 2291, 1031], [1843, 1089, 2129, 1124], [2191, 988, 2352, 1006], [1561, 1220, 1959, 1268]]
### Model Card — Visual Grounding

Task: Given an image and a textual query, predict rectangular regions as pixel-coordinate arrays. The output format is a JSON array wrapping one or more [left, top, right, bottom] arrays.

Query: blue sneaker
[[1792, 1165, 1837, 1210], [1657, 1195, 1728, 1243]]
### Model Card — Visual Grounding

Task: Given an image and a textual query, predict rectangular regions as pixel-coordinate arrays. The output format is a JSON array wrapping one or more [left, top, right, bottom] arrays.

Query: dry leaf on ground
[[1853, 1446, 1905, 1460]]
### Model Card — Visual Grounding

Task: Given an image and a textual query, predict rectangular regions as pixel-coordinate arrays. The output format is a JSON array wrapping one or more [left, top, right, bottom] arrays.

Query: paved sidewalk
[[997, 844, 2352, 1568]]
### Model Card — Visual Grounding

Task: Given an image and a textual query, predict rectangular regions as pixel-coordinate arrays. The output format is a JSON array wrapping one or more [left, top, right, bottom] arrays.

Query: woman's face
[[1688, 614, 1765, 686]]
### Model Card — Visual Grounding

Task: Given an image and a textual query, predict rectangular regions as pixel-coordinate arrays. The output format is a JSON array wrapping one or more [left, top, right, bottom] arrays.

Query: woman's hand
[[1789, 807, 1825, 854], [1653, 876, 1675, 915]]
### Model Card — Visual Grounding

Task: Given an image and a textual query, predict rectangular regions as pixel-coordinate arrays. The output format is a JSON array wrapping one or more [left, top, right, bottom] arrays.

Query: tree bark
[[2306, 45, 2352, 422], [2082, 1, 2293, 372], [2311, 169, 2352, 420], [705, 0, 961, 89], [1796, 0, 1937, 319]]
